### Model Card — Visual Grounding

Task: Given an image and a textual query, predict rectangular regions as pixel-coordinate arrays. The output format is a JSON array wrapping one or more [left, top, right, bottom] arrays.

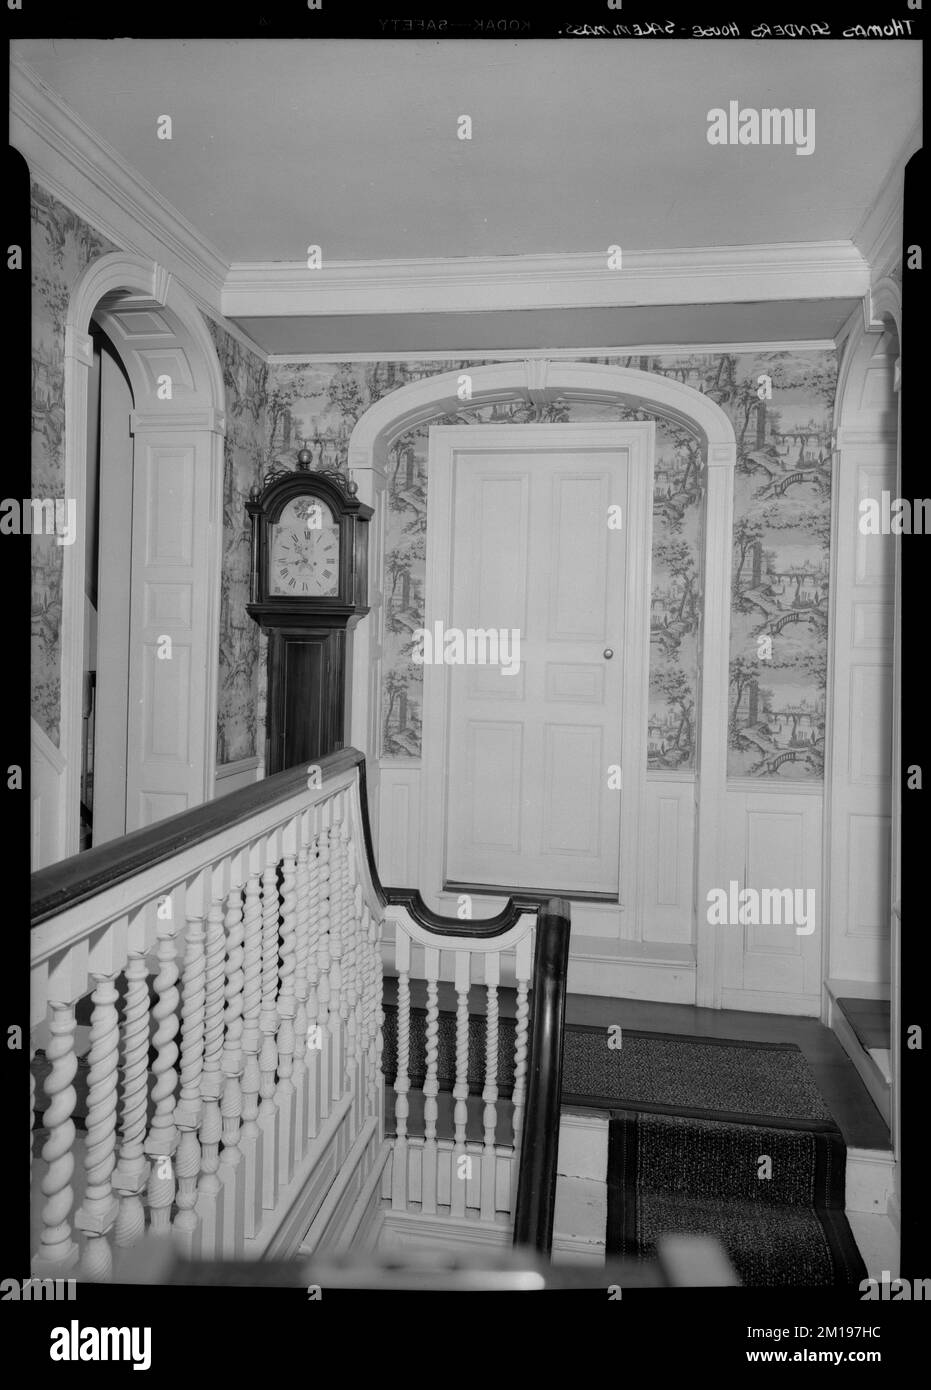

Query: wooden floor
[[382, 977, 891, 1152], [562, 993, 891, 1152]]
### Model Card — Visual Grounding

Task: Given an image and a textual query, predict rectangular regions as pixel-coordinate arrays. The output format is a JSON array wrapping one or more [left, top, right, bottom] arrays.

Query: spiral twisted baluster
[[76, 976, 120, 1280], [259, 857, 281, 1120], [173, 913, 206, 1234], [113, 955, 150, 1248], [198, 899, 226, 1206], [143, 912, 180, 1236], [240, 873, 263, 1142], [275, 853, 297, 1105], [219, 885, 245, 1171], [33, 1002, 79, 1274]]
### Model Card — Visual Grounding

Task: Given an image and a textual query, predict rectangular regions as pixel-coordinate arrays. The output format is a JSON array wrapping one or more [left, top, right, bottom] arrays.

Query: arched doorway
[[347, 360, 737, 1005], [51, 253, 226, 862]]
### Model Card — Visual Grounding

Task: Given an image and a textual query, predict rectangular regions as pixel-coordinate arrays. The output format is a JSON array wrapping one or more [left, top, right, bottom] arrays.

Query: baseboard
[[845, 1146, 896, 1215], [568, 943, 696, 1003], [719, 988, 821, 1017]]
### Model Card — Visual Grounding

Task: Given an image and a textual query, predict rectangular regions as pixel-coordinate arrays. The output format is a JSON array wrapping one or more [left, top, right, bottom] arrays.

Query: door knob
[[603, 648, 614, 660]]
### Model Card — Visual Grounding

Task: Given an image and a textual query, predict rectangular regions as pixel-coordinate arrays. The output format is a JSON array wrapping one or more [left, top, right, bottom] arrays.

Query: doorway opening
[[79, 322, 134, 849]]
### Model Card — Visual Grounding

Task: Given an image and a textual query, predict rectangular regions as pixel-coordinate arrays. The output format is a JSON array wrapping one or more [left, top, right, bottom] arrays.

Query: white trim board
[[224, 242, 870, 320], [268, 341, 839, 365]]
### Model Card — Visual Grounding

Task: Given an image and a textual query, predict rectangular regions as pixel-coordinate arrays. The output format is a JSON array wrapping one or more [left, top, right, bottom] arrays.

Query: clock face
[[268, 497, 341, 597]]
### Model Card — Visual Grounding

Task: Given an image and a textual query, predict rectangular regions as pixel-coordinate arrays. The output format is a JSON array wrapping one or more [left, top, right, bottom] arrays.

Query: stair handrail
[[511, 898, 571, 1257]]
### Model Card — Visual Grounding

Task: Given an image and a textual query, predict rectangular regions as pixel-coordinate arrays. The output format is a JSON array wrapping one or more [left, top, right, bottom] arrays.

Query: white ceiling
[[14, 38, 921, 264]]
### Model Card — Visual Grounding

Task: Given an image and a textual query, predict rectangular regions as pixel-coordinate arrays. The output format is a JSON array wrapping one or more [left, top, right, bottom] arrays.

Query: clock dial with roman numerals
[[268, 496, 341, 597]]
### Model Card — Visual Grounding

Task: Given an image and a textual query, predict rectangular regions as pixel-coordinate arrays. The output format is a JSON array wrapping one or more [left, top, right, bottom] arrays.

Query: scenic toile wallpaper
[[30, 178, 835, 781], [264, 351, 836, 779], [31, 183, 116, 746]]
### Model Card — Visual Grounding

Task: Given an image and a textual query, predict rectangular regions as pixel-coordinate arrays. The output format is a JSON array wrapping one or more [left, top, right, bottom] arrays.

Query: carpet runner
[[606, 1108, 866, 1287], [381, 1008, 867, 1287]]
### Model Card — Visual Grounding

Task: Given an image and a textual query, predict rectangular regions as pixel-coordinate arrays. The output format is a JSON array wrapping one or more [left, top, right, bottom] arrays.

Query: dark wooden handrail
[[512, 898, 571, 1257], [32, 748, 550, 940], [31, 748, 365, 927]]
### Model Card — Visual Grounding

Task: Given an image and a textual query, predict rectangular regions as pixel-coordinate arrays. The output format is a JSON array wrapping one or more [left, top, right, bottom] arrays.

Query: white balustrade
[[30, 761, 385, 1280], [384, 907, 538, 1233], [31, 758, 550, 1274]]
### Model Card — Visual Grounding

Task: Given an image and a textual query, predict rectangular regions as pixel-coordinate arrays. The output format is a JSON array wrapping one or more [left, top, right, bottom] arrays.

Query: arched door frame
[[60, 252, 226, 856], [829, 283, 902, 1188], [348, 360, 736, 1005]]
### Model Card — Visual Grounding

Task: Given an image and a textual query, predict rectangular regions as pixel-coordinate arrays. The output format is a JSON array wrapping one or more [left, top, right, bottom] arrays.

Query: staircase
[[29, 750, 568, 1281]]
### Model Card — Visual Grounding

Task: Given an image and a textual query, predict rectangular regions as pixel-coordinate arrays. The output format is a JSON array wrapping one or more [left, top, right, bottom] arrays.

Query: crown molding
[[267, 340, 838, 365], [852, 120, 922, 284], [224, 241, 870, 320], [11, 58, 232, 324]]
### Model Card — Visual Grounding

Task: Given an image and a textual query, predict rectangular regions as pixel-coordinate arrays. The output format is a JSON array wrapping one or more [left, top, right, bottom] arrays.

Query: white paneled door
[[441, 438, 631, 895]]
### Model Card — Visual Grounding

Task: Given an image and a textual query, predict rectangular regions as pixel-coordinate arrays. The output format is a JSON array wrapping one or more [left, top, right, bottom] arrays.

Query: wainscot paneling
[[720, 786, 824, 1015]]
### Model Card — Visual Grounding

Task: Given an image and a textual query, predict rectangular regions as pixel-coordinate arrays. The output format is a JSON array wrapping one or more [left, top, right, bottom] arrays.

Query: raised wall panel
[[720, 790, 823, 1014], [641, 777, 695, 945], [142, 643, 192, 762], [848, 666, 893, 784], [378, 765, 422, 889]]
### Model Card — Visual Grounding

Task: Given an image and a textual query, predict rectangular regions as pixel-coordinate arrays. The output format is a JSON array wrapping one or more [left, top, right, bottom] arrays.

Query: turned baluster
[[173, 911, 206, 1238], [510, 932, 533, 1210], [275, 851, 297, 1108], [422, 946, 441, 1216], [480, 953, 501, 1222], [238, 869, 264, 1239], [113, 954, 150, 1249], [326, 820, 345, 1101], [291, 835, 311, 1163], [30, 1044, 35, 1174], [144, 903, 181, 1237], [275, 846, 298, 1188], [373, 912, 385, 1126], [338, 821, 359, 1120], [197, 897, 227, 1245], [451, 951, 471, 1219], [74, 975, 120, 1280], [305, 831, 323, 1133], [240, 873, 263, 1145], [218, 881, 245, 1243], [258, 851, 281, 1124], [316, 826, 333, 1116], [390, 929, 411, 1211], [33, 1001, 79, 1275]]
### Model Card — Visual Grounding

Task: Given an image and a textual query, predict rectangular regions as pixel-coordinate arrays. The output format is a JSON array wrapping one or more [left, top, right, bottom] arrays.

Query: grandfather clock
[[246, 453, 372, 775]]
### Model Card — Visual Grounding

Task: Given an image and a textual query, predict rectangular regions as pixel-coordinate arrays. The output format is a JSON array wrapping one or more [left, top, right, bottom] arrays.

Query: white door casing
[[422, 423, 653, 912], [346, 361, 736, 984], [50, 252, 226, 861]]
